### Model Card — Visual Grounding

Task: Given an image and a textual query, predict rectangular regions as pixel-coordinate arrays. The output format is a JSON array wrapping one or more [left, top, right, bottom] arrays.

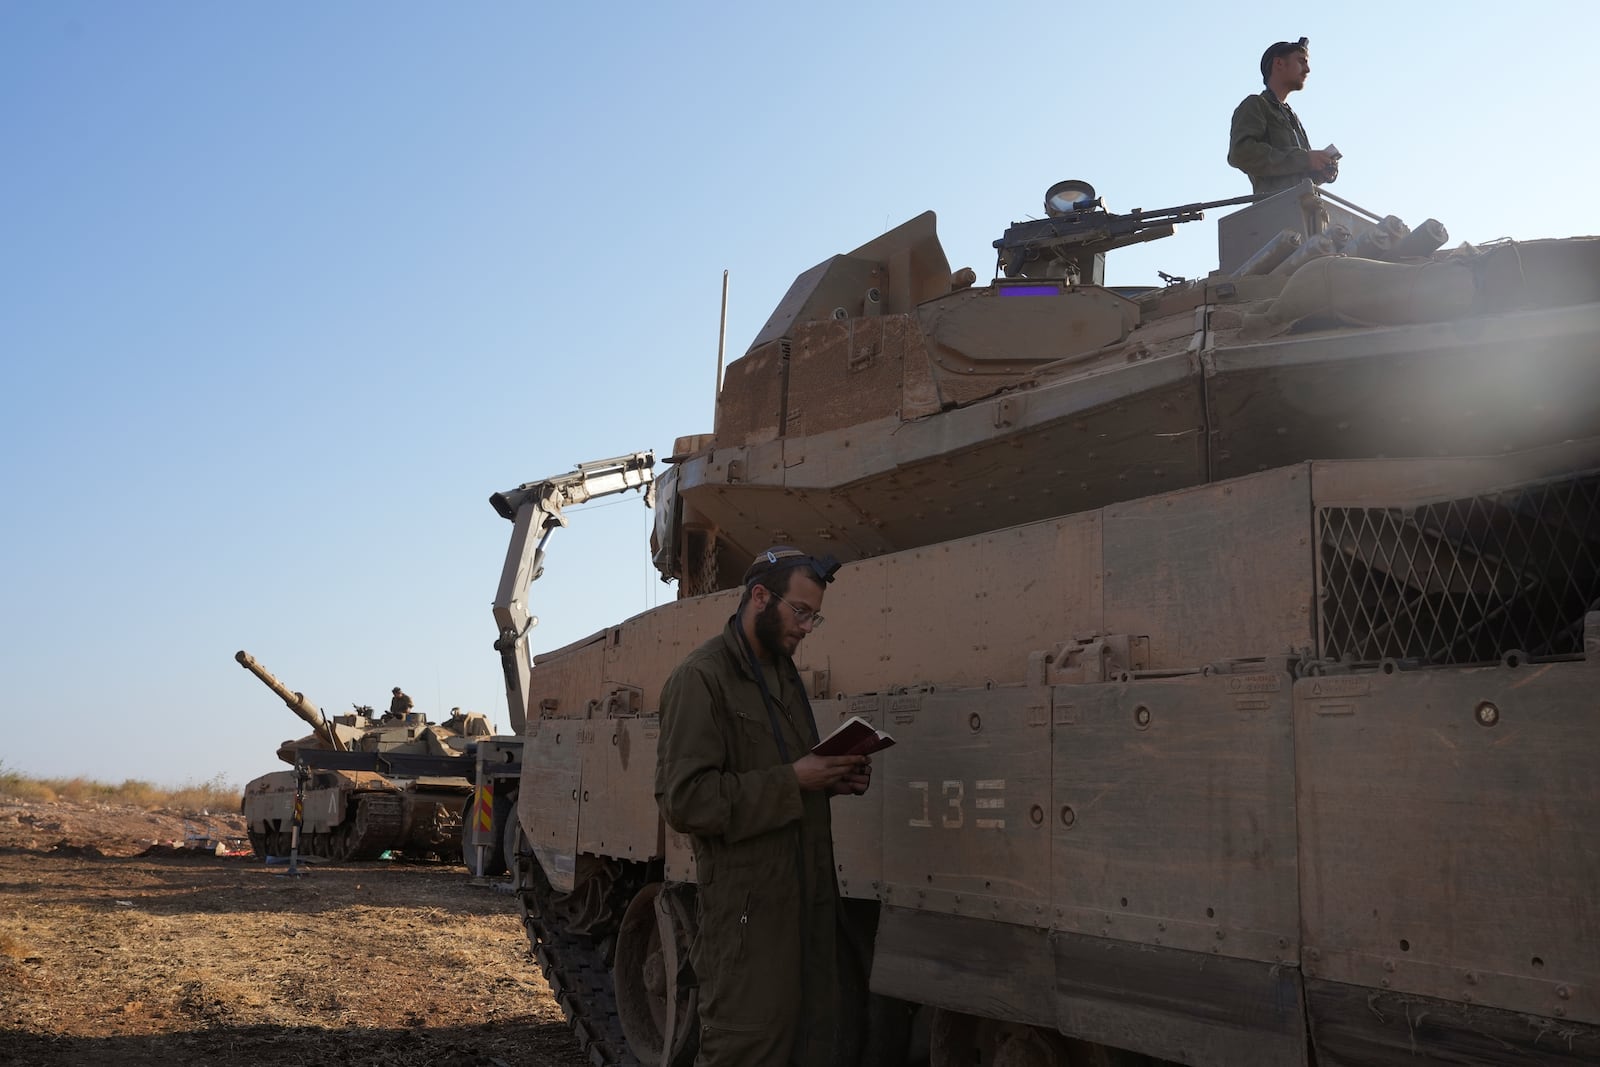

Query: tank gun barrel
[[234, 650, 346, 752]]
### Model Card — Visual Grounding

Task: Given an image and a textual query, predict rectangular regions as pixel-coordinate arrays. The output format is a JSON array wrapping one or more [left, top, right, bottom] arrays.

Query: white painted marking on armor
[[975, 819, 1006, 830], [976, 779, 1005, 790], [976, 798, 1005, 810], [907, 781, 931, 828], [942, 780, 965, 829]]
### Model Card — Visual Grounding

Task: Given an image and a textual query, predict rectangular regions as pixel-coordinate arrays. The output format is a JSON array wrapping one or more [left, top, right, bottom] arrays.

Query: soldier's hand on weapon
[[832, 756, 872, 797], [793, 753, 867, 792]]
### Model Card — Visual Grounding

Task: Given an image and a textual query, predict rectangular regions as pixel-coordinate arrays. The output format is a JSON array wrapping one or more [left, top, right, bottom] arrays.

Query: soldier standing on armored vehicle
[[1228, 36, 1340, 196], [655, 547, 871, 1066]]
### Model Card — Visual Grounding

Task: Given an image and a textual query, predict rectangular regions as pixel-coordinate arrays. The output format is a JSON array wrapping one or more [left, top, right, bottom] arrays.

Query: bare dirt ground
[[0, 796, 585, 1067]]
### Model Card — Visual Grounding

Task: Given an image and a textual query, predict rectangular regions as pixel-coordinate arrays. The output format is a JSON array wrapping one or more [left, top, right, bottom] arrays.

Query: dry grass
[[0, 764, 240, 814], [0, 930, 32, 960], [0, 850, 584, 1066]]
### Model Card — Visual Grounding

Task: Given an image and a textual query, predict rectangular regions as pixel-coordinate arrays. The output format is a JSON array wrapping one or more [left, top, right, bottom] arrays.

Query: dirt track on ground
[[0, 798, 585, 1067]]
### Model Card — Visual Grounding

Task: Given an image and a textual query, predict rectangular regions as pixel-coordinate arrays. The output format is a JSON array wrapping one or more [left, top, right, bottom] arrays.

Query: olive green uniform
[[1228, 89, 1331, 197], [389, 691, 413, 718], [656, 619, 839, 1067]]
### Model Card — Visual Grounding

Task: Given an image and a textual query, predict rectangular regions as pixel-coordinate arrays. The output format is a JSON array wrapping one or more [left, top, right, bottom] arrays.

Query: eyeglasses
[[770, 591, 824, 630]]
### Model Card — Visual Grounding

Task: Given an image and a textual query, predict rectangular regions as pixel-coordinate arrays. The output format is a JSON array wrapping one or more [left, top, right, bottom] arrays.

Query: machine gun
[[993, 179, 1256, 283]]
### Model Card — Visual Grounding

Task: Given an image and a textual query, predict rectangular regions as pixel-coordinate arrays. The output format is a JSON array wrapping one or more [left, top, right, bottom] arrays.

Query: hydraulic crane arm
[[489, 451, 656, 735]]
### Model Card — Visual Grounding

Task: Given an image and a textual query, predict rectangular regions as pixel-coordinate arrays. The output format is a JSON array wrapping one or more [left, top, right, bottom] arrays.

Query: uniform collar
[[720, 614, 760, 681]]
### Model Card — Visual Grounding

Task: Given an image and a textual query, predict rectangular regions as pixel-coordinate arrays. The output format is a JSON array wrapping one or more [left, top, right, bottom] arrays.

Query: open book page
[[811, 715, 895, 757]]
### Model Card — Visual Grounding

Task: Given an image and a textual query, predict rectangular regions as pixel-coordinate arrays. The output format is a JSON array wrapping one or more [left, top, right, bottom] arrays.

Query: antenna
[[715, 269, 729, 404]]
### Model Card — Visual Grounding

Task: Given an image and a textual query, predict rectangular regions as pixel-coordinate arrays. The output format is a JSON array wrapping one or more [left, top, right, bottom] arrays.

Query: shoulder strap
[[736, 624, 797, 762]]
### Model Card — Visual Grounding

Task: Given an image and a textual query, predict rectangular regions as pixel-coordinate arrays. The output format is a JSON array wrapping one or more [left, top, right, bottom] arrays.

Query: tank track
[[513, 857, 642, 1066], [252, 828, 308, 859], [334, 793, 405, 860], [248, 794, 445, 863]]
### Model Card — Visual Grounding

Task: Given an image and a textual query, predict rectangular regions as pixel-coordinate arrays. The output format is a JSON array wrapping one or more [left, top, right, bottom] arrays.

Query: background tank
[[501, 182, 1600, 1065], [235, 650, 490, 862]]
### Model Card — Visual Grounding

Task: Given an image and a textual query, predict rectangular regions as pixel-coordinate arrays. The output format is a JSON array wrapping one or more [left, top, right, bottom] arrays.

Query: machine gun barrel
[[234, 650, 346, 752], [994, 193, 1258, 278]]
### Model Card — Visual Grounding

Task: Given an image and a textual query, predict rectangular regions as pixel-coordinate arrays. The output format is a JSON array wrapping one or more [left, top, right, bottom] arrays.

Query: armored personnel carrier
[[236, 650, 490, 862], [492, 180, 1600, 1065]]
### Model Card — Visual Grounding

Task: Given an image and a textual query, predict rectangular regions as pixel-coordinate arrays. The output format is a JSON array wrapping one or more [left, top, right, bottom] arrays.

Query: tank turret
[[234, 649, 344, 751], [651, 180, 1600, 595]]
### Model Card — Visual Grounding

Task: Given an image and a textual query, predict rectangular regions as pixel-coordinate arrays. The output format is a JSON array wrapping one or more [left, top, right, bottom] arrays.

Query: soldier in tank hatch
[[386, 686, 414, 721], [655, 547, 871, 1066], [1228, 36, 1341, 197]]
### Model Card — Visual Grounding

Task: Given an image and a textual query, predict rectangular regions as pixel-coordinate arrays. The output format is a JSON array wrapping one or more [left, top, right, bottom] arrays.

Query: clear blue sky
[[2, 1, 1595, 788]]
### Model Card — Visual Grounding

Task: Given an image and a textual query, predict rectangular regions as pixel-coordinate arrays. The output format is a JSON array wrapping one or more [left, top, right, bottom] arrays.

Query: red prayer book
[[811, 715, 896, 757]]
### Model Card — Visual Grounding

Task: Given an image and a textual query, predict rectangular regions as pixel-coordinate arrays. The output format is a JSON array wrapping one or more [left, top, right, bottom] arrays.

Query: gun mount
[[993, 179, 1255, 283]]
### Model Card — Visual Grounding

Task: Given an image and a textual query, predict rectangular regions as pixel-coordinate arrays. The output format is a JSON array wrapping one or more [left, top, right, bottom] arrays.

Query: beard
[[753, 596, 790, 660]]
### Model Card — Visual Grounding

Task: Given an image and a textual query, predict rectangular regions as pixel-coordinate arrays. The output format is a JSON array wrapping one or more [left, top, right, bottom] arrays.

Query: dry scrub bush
[[46, 776, 165, 807], [165, 774, 245, 813], [0, 767, 57, 804], [0, 763, 241, 813]]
